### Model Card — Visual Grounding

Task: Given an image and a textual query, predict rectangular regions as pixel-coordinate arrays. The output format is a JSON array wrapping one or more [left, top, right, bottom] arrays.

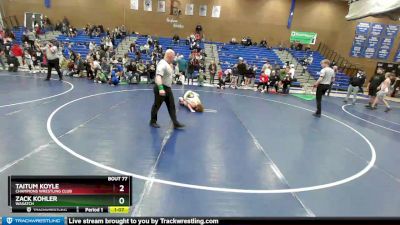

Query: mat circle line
[[47, 89, 376, 193], [0, 74, 74, 108]]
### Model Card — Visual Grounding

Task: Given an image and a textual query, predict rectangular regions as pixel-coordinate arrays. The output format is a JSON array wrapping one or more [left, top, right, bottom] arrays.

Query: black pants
[[150, 86, 178, 125], [218, 78, 225, 88], [257, 82, 268, 91], [316, 84, 330, 115], [326, 82, 334, 96], [47, 58, 62, 80]]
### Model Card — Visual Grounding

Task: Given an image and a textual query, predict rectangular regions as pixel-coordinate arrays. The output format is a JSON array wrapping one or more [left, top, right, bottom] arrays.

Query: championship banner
[[185, 4, 194, 16], [370, 23, 385, 36], [350, 34, 367, 57], [157, 0, 165, 13], [144, 0, 152, 11], [211, 6, 221, 18], [385, 24, 400, 37], [394, 45, 400, 63], [44, 0, 51, 8], [346, 0, 400, 20], [130, 0, 138, 10], [289, 31, 317, 45], [199, 5, 207, 17], [376, 37, 394, 60], [363, 36, 380, 58], [355, 22, 371, 35]]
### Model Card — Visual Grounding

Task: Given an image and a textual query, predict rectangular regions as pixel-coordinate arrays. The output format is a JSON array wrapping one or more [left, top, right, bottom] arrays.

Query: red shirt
[[11, 44, 23, 57], [260, 73, 269, 83], [218, 71, 223, 79]]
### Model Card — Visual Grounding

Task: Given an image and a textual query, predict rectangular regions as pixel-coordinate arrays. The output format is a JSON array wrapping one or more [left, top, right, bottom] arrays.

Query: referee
[[313, 59, 335, 118], [42, 41, 63, 81], [150, 49, 185, 129]]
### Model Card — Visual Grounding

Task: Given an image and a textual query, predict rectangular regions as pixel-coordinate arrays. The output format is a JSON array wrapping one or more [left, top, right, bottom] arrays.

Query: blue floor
[[1, 71, 400, 217]]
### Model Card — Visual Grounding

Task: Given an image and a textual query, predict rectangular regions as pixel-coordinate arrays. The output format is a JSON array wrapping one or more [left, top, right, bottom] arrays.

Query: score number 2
[[118, 184, 126, 205]]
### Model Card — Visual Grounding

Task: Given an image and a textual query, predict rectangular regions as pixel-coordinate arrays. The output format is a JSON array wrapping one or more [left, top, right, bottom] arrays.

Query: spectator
[[288, 64, 296, 80], [281, 75, 291, 94], [237, 58, 247, 86], [256, 73, 269, 93], [269, 70, 280, 93], [208, 61, 217, 85], [11, 43, 23, 67], [7, 52, 19, 72], [173, 34, 180, 44], [198, 69, 206, 86], [259, 39, 268, 48], [366, 67, 385, 109], [343, 70, 366, 105]]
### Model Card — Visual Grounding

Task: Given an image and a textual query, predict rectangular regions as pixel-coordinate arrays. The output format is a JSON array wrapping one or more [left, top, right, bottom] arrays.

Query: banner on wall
[[211, 5, 221, 18], [363, 36, 380, 58], [130, 0, 139, 10], [44, 0, 51, 8], [346, 0, 400, 20], [376, 37, 395, 60], [185, 4, 194, 16], [395, 45, 400, 63], [157, 0, 166, 12], [350, 34, 367, 57], [144, 0, 152, 11], [289, 31, 317, 45], [199, 5, 207, 17], [370, 23, 386, 36], [355, 22, 371, 35], [385, 24, 400, 37]]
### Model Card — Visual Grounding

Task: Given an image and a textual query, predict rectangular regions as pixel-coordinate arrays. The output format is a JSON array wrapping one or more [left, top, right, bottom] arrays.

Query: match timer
[[8, 176, 132, 213]]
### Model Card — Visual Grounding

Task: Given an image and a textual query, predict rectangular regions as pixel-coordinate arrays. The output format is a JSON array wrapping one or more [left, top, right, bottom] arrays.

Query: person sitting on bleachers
[[105, 38, 113, 51], [295, 41, 303, 51], [136, 60, 147, 83], [126, 61, 139, 84], [246, 37, 252, 46], [259, 39, 268, 48], [269, 70, 281, 93], [74, 54, 85, 77], [129, 42, 137, 53], [122, 53, 131, 67], [230, 37, 238, 45], [241, 37, 247, 46], [256, 72, 269, 93], [147, 36, 154, 47], [147, 61, 156, 83], [281, 75, 292, 94], [7, 52, 19, 72], [173, 34, 180, 44]]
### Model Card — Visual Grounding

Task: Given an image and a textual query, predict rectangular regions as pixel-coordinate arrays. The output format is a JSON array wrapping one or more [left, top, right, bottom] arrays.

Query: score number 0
[[119, 184, 125, 205]]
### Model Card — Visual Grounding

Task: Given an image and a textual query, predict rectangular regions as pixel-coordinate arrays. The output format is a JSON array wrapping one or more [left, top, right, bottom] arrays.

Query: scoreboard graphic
[[8, 176, 132, 213]]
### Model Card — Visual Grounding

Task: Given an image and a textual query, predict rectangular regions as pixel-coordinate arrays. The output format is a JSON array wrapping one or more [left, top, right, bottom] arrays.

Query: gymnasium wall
[[3, 0, 400, 77]]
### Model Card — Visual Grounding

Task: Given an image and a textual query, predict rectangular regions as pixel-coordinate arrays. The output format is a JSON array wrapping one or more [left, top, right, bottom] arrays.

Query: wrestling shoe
[[312, 113, 321, 118], [173, 122, 185, 129], [150, 122, 160, 128]]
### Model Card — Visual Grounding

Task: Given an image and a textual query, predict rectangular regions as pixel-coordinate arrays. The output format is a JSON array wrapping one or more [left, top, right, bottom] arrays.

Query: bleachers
[[131, 35, 203, 61], [12, 27, 26, 44], [57, 30, 123, 59], [290, 50, 350, 90], [217, 44, 284, 82]]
